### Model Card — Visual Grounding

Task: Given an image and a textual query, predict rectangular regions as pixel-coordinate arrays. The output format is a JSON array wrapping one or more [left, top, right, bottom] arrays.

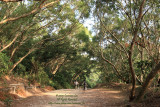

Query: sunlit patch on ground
[[11, 89, 128, 107]]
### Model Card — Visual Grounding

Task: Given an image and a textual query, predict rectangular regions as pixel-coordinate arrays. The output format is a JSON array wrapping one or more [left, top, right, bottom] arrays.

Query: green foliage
[[4, 97, 12, 107], [136, 60, 152, 69], [52, 71, 72, 89], [48, 80, 55, 87], [27, 74, 36, 85], [1, 0, 159, 94], [16, 63, 26, 74], [0, 53, 12, 75], [86, 71, 102, 88], [37, 68, 49, 86], [134, 60, 153, 79], [25, 67, 50, 86], [76, 31, 89, 42], [105, 73, 119, 82], [0, 0, 98, 90]]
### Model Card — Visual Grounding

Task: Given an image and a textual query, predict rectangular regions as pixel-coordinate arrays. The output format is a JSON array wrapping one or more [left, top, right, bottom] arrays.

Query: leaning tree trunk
[[9, 49, 34, 74], [0, 33, 20, 53], [0, 0, 60, 25], [136, 62, 160, 102], [101, 49, 127, 83]]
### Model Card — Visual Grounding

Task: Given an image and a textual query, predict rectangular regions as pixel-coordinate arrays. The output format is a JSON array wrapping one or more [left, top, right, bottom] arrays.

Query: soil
[[0, 75, 55, 107], [1, 76, 160, 107], [11, 88, 129, 107], [10, 83, 160, 107]]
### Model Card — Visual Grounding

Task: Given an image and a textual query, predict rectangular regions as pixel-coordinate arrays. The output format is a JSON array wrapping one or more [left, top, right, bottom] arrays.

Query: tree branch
[[0, 0, 60, 25]]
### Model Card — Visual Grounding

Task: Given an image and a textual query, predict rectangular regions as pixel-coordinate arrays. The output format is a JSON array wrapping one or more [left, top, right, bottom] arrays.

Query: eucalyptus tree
[[0, 0, 91, 75], [0, 0, 60, 25], [52, 26, 101, 88], [0, 1, 65, 74], [91, 0, 160, 101]]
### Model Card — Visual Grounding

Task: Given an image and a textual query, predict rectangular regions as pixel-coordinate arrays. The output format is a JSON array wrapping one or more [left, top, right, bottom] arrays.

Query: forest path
[[11, 88, 128, 107]]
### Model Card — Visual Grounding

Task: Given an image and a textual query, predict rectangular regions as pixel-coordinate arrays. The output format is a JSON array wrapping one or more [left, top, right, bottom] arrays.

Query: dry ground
[[1, 75, 160, 107], [11, 88, 129, 107], [10, 83, 160, 107]]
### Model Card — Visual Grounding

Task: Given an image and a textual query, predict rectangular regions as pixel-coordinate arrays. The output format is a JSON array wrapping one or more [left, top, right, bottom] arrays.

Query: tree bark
[[101, 49, 127, 83], [0, 0, 60, 25], [128, 0, 146, 101], [0, 33, 20, 53], [52, 56, 66, 75], [136, 62, 160, 101], [128, 50, 136, 101], [9, 49, 35, 74]]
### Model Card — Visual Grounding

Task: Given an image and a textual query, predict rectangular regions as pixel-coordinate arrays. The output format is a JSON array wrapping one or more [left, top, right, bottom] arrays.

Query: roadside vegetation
[[0, 0, 160, 106]]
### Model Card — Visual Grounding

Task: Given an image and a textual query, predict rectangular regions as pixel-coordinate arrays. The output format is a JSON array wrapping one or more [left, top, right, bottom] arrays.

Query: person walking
[[74, 80, 79, 89], [82, 80, 87, 90]]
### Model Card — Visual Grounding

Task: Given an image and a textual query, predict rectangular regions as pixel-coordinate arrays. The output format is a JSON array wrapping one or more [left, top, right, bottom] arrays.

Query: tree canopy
[[0, 0, 160, 102]]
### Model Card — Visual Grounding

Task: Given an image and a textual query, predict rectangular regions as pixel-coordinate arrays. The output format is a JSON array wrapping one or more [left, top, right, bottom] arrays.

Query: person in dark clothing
[[157, 79, 160, 87], [82, 80, 87, 90]]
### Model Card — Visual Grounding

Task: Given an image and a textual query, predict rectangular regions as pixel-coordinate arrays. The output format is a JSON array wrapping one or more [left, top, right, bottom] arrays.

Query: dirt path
[[11, 88, 128, 107]]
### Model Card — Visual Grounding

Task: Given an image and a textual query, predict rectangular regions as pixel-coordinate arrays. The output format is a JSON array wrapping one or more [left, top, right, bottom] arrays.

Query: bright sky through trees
[[0, 0, 159, 104]]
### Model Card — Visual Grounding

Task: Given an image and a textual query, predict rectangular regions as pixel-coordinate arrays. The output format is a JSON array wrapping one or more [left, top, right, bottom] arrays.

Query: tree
[[0, 0, 96, 89], [91, 0, 160, 101]]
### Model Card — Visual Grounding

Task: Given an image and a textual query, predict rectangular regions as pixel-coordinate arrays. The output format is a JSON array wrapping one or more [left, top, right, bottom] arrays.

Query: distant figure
[[82, 80, 87, 90], [157, 79, 160, 87], [74, 80, 79, 89]]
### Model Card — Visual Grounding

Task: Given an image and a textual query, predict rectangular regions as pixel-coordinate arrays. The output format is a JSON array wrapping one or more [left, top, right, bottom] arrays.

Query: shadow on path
[[11, 88, 128, 107]]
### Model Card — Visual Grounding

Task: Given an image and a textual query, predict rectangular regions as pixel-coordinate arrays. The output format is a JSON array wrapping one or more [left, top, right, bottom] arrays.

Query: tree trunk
[[140, 47, 144, 83], [101, 49, 127, 83], [136, 62, 160, 101], [52, 57, 66, 75], [128, 0, 146, 101], [0, 0, 60, 25], [71, 71, 83, 84], [10, 46, 19, 61], [0, 33, 20, 53], [9, 49, 34, 74], [128, 51, 136, 101], [71, 71, 81, 82]]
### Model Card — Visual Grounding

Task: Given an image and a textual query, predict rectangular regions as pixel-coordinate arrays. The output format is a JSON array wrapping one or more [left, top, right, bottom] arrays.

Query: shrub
[[0, 53, 12, 75], [37, 68, 49, 86]]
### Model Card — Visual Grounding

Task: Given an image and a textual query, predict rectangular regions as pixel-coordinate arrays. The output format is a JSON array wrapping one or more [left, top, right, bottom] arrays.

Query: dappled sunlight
[[0, 0, 159, 107], [4, 75, 10, 81], [12, 88, 128, 107], [101, 90, 121, 94], [112, 95, 123, 99]]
